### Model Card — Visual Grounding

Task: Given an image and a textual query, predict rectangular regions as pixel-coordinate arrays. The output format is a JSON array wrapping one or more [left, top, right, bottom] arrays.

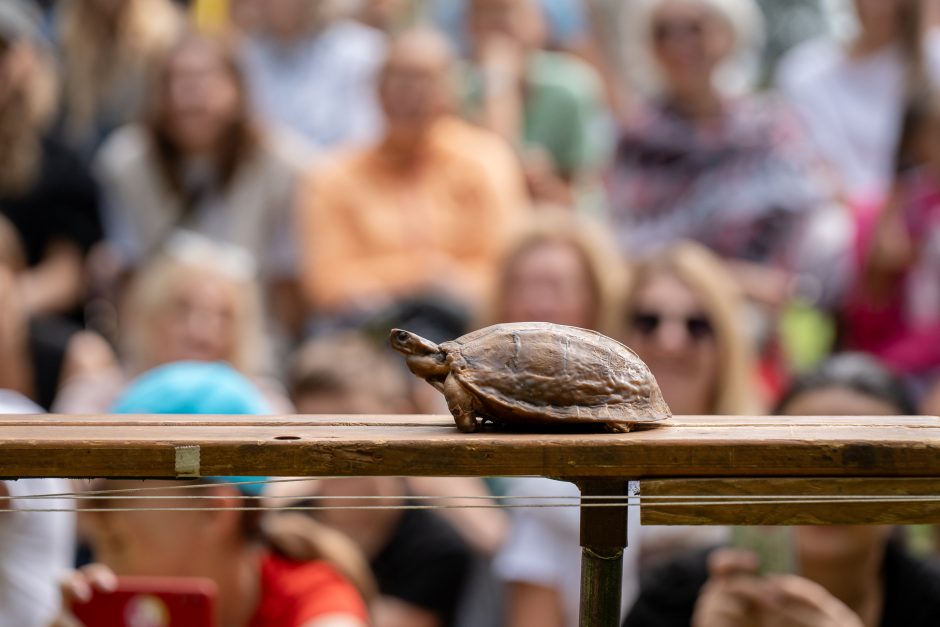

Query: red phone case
[[70, 576, 217, 627]]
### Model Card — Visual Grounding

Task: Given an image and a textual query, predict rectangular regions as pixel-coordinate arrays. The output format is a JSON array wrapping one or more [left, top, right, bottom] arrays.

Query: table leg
[[578, 479, 629, 627]]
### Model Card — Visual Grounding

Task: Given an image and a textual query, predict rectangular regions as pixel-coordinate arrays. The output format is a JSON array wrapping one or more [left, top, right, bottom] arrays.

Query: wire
[[4, 494, 940, 514]]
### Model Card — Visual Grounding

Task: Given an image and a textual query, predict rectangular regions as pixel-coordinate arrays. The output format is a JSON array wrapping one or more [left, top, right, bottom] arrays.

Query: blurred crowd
[[2, 0, 940, 625]]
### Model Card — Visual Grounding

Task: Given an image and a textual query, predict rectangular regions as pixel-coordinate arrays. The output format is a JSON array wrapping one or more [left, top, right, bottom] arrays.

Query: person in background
[[488, 209, 623, 335], [490, 212, 638, 627], [0, 215, 114, 410], [0, 391, 75, 627], [296, 28, 528, 322], [52, 361, 373, 627], [842, 90, 940, 384], [0, 1, 103, 319], [54, 0, 182, 159], [777, 0, 940, 201], [95, 32, 308, 334], [241, 0, 386, 151], [54, 234, 291, 414], [277, 332, 482, 627], [624, 353, 940, 627], [460, 0, 611, 210], [613, 0, 846, 310]]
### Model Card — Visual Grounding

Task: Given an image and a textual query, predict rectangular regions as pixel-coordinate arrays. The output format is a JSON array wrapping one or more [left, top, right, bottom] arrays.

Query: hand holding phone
[[62, 568, 216, 627]]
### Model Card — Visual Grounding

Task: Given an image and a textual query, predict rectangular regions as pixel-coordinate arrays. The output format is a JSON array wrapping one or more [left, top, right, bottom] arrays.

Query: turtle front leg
[[443, 374, 479, 433], [606, 422, 634, 433]]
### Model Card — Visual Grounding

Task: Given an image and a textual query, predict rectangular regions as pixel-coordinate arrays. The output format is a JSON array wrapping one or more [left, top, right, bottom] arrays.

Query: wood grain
[[1, 414, 939, 480], [640, 477, 940, 525]]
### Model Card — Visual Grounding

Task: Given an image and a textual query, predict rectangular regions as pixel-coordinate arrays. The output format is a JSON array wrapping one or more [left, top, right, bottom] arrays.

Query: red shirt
[[249, 552, 369, 627]]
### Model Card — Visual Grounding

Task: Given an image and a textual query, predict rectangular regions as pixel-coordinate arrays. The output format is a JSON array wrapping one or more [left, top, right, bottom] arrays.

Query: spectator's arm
[[20, 240, 85, 316]]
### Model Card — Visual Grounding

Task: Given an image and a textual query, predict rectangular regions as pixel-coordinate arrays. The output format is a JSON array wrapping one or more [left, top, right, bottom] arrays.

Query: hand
[[760, 575, 865, 627], [692, 549, 765, 627], [49, 564, 118, 627]]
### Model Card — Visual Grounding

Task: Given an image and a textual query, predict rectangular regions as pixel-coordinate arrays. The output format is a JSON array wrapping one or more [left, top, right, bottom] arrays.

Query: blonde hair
[[624, 0, 765, 97], [0, 40, 57, 193], [622, 241, 760, 415], [120, 237, 265, 374], [57, 0, 181, 144], [489, 210, 624, 336]]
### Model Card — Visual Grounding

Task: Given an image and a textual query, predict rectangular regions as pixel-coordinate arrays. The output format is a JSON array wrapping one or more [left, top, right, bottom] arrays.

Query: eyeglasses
[[653, 18, 705, 43], [631, 312, 714, 341]]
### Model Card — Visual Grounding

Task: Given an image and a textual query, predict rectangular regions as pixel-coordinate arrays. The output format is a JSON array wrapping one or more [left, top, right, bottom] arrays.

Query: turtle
[[389, 322, 671, 433]]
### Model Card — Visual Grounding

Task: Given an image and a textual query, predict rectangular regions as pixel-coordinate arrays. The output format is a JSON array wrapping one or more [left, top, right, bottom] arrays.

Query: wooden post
[[578, 479, 630, 627]]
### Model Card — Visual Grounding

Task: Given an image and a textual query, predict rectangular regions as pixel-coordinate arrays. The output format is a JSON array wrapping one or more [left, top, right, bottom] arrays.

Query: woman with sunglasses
[[622, 241, 761, 417], [611, 0, 846, 311]]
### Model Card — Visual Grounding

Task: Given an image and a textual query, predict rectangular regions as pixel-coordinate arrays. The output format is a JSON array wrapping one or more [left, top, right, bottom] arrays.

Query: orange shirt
[[297, 116, 529, 312], [249, 552, 369, 627]]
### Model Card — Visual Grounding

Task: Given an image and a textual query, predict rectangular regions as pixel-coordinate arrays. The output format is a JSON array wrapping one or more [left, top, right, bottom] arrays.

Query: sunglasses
[[631, 312, 714, 341], [653, 18, 705, 43]]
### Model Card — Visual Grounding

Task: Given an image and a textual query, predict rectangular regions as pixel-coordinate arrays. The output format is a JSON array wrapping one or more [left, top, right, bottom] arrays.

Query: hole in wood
[[274, 435, 301, 441]]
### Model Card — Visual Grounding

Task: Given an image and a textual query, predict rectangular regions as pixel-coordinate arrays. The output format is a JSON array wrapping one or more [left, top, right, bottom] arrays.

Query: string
[[12, 492, 940, 502], [5, 494, 940, 514]]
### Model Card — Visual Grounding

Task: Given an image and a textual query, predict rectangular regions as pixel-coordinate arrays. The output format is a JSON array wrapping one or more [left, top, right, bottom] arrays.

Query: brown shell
[[440, 322, 671, 426]]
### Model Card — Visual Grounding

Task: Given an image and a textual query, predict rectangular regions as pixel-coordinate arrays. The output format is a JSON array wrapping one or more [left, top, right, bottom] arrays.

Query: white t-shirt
[[776, 32, 940, 199], [0, 392, 75, 627], [0, 479, 75, 627], [493, 478, 641, 627]]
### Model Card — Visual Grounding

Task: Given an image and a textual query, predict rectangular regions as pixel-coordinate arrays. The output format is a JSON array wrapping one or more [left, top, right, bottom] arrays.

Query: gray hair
[[624, 0, 766, 97]]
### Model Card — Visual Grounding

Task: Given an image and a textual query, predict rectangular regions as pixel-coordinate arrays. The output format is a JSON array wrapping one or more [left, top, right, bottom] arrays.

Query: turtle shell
[[440, 322, 671, 426]]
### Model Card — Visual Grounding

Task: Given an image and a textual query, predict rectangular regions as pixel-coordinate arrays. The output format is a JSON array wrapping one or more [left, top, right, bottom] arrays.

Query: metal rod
[[577, 479, 630, 627]]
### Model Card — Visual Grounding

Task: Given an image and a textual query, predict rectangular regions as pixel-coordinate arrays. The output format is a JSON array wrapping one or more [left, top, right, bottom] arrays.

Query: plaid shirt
[[609, 97, 833, 267]]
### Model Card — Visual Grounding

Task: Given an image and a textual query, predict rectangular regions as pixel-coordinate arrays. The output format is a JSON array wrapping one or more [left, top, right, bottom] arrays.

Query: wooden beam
[[0, 415, 938, 480], [640, 478, 940, 525]]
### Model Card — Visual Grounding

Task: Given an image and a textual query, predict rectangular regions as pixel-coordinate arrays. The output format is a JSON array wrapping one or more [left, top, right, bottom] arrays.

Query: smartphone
[[729, 526, 798, 575], [70, 576, 217, 627]]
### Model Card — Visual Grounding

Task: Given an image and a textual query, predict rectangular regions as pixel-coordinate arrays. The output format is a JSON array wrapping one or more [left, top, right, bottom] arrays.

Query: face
[[88, 481, 234, 577], [781, 388, 898, 563], [626, 270, 718, 415], [151, 273, 238, 366], [650, 0, 734, 94], [501, 240, 598, 330], [378, 36, 451, 140], [469, 0, 532, 42], [162, 41, 241, 154]]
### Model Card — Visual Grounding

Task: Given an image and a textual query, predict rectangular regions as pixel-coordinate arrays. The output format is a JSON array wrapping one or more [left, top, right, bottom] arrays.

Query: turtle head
[[390, 329, 449, 384], [389, 329, 440, 357]]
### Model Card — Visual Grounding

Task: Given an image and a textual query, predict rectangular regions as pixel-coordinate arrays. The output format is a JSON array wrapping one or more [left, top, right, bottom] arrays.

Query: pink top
[[843, 168, 940, 376]]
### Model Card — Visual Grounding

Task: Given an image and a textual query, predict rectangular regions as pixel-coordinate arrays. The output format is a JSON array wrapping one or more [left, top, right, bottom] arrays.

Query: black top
[[624, 542, 940, 627], [371, 505, 473, 627], [0, 137, 102, 267]]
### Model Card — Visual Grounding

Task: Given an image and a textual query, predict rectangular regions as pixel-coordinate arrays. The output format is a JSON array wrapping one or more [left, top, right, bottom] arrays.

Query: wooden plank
[[0, 415, 939, 479], [640, 478, 940, 525]]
